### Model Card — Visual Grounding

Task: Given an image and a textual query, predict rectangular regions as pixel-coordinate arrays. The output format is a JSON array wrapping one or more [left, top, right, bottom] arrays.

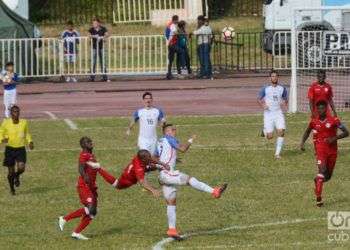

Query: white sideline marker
[[43, 111, 58, 120], [152, 218, 322, 250], [64, 119, 78, 130]]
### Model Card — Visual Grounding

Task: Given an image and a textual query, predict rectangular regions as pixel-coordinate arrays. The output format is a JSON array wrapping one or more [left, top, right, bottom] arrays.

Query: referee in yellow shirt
[[0, 105, 33, 195]]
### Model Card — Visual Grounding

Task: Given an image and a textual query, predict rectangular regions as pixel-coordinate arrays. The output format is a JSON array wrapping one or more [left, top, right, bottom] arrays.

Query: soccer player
[[300, 101, 349, 207], [0, 105, 33, 195], [126, 92, 166, 155], [0, 62, 19, 118], [308, 70, 337, 118], [58, 137, 118, 240], [96, 149, 169, 196], [258, 70, 288, 159], [157, 123, 227, 238]]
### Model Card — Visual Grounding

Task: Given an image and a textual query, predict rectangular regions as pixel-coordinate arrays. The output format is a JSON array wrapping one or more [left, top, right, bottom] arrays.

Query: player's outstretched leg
[[59, 207, 87, 231], [188, 177, 228, 199]]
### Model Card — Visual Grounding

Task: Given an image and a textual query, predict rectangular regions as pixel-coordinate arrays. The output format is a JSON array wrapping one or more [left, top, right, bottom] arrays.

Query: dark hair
[[142, 92, 152, 99], [317, 69, 326, 75], [79, 136, 91, 148], [269, 70, 278, 76], [137, 149, 151, 159], [316, 100, 327, 107], [92, 17, 101, 23], [172, 15, 179, 22], [67, 20, 74, 26], [178, 20, 186, 29], [162, 123, 173, 132], [197, 15, 205, 22], [10, 105, 20, 111], [5, 62, 14, 67]]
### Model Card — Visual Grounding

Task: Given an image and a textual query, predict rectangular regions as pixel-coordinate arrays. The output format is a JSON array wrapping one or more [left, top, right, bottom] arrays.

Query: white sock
[[167, 205, 176, 229], [275, 137, 284, 156], [189, 177, 214, 193]]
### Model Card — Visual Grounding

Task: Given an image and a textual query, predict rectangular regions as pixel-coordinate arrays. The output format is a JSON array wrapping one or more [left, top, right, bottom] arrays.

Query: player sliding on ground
[[258, 70, 288, 159], [58, 137, 121, 240], [126, 92, 166, 155], [308, 70, 337, 118], [157, 123, 227, 239], [300, 101, 349, 207]]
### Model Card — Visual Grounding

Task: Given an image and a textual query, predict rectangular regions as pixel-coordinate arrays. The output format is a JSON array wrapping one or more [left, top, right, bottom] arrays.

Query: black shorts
[[3, 146, 26, 167]]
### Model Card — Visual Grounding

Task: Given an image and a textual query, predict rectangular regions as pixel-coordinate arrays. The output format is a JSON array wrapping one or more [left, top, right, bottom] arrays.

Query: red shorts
[[116, 177, 136, 190], [315, 147, 337, 174], [77, 184, 98, 206]]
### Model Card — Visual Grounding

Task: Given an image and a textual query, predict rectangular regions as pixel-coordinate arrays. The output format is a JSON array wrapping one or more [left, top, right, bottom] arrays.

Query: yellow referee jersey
[[0, 119, 32, 148]]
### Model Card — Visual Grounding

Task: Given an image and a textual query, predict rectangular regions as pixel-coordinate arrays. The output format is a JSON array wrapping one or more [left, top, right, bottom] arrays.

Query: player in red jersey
[[300, 101, 348, 207], [58, 137, 119, 240], [308, 70, 337, 118], [96, 149, 169, 196]]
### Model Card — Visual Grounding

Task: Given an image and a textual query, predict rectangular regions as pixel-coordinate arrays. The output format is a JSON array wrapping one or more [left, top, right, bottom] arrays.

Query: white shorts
[[138, 138, 157, 155], [264, 110, 286, 134], [159, 170, 189, 200]]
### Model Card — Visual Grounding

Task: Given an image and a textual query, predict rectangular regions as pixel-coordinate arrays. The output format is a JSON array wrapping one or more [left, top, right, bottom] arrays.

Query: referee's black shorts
[[3, 146, 27, 167]]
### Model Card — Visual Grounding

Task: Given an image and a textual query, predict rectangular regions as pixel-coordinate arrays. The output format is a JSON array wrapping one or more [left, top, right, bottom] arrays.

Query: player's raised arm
[[300, 125, 312, 151], [177, 135, 196, 153]]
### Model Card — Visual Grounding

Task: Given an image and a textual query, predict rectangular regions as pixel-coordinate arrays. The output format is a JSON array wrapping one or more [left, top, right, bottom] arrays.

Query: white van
[[263, 0, 350, 53]]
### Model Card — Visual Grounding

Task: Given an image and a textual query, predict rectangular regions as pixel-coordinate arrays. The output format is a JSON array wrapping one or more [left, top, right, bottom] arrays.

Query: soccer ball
[[222, 27, 235, 41]]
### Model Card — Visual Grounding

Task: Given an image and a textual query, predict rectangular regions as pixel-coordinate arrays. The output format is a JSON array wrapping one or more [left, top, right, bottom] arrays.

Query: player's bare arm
[[138, 178, 161, 197], [79, 163, 91, 186], [177, 135, 196, 153], [257, 98, 268, 110], [329, 99, 337, 117], [325, 124, 349, 144], [149, 157, 170, 171], [300, 126, 312, 151], [126, 119, 136, 136], [308, 100, 315, 117]]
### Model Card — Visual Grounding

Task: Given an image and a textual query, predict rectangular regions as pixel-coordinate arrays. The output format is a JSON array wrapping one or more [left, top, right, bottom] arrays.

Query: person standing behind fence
[[193, 16, 213, 79], [165, 15, 182, 80], [61, 21, 80, 83], [177, 21, 192, 75], [0, 62, 18, 118], [88, 18, 109, 82]]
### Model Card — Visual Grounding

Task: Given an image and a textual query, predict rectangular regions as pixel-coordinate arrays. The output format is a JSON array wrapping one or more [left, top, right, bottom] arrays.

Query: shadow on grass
[[20, 185, 64, 195], [93, 227, 124, 238]]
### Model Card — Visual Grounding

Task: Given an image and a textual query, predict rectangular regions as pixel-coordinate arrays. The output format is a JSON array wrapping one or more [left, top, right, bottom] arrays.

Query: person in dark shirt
[[177, 20, 192, 75], [88, 18, 109, 82]]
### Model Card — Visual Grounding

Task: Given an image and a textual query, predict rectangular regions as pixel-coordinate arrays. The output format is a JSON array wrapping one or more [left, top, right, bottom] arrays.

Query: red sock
[[64, 208, 86, 222], [74, 215, 92, 233], [98, 168, 117, 186], [315, 175, 324, 198]]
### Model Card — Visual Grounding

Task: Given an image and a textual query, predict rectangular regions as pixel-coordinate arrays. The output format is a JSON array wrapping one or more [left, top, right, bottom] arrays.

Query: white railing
[[272, 31, 291, 70], [0, 35, 167, 78]]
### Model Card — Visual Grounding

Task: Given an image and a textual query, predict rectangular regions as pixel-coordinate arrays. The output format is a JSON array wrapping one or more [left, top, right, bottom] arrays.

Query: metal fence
[[0, 32, 281, 78]]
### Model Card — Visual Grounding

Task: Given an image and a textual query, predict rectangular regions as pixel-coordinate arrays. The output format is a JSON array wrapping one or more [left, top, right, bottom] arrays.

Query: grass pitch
[[0, 114, 350, 249]]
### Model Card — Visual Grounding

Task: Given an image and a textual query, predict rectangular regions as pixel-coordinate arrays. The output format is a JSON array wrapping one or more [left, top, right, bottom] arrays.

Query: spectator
[[165, 15, 183, 80], [88, 17, 109, 82], [61, 20, 80, 82], [177, 20, 192, 75], [0, 62, 18, 118], [193, 16, 213, 79]]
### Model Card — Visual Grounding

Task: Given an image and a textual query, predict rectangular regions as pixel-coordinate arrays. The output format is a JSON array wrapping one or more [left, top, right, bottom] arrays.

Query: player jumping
[[157, 123, 227, 238], [258, 70, 288, 159], [126, 92, 166, 155], [300, 101, 348, 207], [58, 137, 119, 240], [308, 70, 337, 118]]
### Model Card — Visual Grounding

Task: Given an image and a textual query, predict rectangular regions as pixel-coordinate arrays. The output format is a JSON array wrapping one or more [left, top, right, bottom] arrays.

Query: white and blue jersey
[[61, 30, 80, 55], [133, 107, 165, 154], [258, 84, 288, 112], [157, 135, 179, 171], [0, 70, 18, 91]]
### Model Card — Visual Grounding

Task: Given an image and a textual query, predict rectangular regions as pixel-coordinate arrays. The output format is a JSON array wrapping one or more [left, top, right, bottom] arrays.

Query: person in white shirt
[[157, 123, 227, 239], [257, 70, 288, 159], [193, 16, 213, 79], [126, 92, 166, 155]]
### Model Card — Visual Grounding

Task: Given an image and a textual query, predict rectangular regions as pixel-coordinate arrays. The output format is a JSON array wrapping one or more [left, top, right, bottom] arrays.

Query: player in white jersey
[[257, 70, 288, 159], [126, 92, 166, 155], [0, 62, 18, 118], [157, 123, 227, 239]]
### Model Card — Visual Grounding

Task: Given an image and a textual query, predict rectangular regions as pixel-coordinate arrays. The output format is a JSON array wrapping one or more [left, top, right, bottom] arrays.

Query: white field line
[[152, 218, 322, 250], [64, 119, 78, 130], [43, 111, 58, 120]]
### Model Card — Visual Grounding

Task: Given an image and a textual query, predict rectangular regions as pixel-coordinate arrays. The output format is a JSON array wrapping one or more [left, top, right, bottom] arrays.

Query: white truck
[[263, 0, 350, 54]]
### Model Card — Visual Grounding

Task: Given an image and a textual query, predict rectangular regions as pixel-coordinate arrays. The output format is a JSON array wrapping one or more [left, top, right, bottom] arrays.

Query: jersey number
[[147, 119, 154, 125], [273, 95, 278, 102]]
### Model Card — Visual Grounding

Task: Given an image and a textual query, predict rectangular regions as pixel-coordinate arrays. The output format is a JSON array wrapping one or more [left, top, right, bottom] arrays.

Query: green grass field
[[1, 114, 350, 249]]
